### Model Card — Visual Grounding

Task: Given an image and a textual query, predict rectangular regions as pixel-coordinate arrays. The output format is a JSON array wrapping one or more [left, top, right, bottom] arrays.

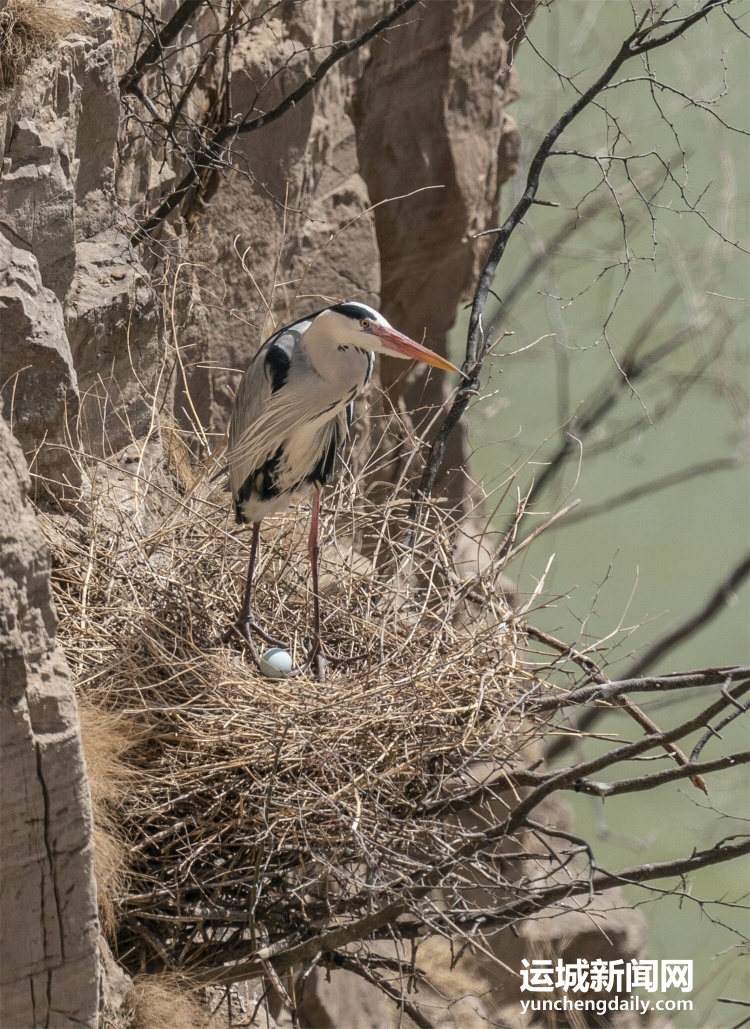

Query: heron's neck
[[303, 321, 372, 396]]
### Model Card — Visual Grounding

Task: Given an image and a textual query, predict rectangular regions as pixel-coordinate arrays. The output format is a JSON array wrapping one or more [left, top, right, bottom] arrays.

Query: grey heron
[[225, 301, 461, 676]]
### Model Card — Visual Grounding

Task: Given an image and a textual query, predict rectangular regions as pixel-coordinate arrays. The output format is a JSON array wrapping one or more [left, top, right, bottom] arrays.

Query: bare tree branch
[[574, 750, 750, 798], [526, 624, 709, 792], [450, 834, 750, 928], [133, 0, 422, 241], [416, 0, 735, 500], [545, 556, 750, 761], [534, 666, 750, 713], [119, 0, 207, 95], [506, 680, 750, 829]]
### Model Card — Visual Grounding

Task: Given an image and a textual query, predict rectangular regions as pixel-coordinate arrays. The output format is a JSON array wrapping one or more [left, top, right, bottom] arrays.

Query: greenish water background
[[454, 3, 749, 1024]]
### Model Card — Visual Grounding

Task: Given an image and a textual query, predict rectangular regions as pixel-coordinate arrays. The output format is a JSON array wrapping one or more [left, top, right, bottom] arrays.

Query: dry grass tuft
[[40, 415, 533, 977], [79, 701, 141, 938], [124, 973, 209, 1029], [0, 0, 82, 87]]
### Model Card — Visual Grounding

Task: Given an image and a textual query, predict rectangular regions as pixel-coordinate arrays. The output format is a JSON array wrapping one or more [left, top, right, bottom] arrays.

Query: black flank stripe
[[233, 498, 247, 525], [237, 446, 285, 506], [308, 435, 338, 487], [259, 446, 285, 498], [265, 342, 292, 393]]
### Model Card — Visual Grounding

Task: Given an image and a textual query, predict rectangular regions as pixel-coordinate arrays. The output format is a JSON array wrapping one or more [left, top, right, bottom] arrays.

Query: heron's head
[[315, 303, 461, 374]]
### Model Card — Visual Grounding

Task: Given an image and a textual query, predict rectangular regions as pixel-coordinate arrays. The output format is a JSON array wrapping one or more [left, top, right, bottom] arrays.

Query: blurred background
[[456, 2, 749, 1024]]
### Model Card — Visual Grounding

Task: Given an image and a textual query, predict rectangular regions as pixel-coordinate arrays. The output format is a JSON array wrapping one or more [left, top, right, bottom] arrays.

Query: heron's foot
[[311, 647, 327, 682], [220, 620, 298, 680], [300, 639, 370, 680], [221, 617, 287, 650]]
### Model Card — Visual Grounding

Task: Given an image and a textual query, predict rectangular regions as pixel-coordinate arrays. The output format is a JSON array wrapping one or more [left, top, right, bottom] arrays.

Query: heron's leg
[[223, 521, 285, 650], [298, 491, 374, 678], [307, 489, 326, 680], [238, 521, 261, 626]]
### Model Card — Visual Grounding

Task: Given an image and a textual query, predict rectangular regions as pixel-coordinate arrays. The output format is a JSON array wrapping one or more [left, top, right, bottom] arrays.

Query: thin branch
[[527, 625, 709, 793], [164, 0, 253, 137], [450, 834, 750, 928], [336, 955, 436, 1029], [415, 0, 733, 499], [120, 0, 207, 95], [486, 189, 618, 334], [574, 750, 750, 798], [534, 666, 750, 713], [134, 0, 422, 240], [544, 556, 750, 761], [234, 0, 422, 137]]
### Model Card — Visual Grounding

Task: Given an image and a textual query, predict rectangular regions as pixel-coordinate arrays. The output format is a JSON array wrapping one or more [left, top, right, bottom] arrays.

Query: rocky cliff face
[[0, 416, 99, 1028], [1, 0, 159, 479], [1, 0, 527, 504]]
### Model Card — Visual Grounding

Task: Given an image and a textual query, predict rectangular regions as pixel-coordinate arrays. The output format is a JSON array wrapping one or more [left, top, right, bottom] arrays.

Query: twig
[[544, 555, 750, 761], [336, 955, 436, 1029], [415, 0, 733, 499], [690, 690, 750, 763], [527, 625, 709, 793], [119, 0, 206, 95], [134, 0, 422, 240]]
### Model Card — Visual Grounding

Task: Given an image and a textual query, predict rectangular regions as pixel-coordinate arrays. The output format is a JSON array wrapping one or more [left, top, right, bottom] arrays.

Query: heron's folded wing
[[228, 377, 336, 496]]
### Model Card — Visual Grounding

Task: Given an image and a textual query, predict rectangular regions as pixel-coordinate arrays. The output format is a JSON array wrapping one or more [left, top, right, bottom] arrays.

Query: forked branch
[[417, 0, 736, 499], [133, 0, 422, 240]]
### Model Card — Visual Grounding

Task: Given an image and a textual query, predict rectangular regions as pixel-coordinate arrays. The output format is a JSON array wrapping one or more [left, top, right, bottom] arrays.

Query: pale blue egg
[[259, 647, 293, 678]]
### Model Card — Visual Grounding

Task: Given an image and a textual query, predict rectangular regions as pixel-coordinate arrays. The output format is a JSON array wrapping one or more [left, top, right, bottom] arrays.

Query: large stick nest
[[40, 424, 535, 975]]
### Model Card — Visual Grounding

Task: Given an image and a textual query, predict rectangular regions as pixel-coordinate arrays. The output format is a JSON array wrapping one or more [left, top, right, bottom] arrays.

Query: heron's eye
[[360, 318, 371, 329]]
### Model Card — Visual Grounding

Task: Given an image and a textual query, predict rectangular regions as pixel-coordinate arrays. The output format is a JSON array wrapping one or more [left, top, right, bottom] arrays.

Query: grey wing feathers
[[227, 319, 349, 517], [227, 324, 305, 496]]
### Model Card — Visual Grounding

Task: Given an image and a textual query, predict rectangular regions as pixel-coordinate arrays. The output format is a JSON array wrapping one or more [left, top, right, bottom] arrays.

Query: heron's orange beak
[[370, 325, 461, 374]]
